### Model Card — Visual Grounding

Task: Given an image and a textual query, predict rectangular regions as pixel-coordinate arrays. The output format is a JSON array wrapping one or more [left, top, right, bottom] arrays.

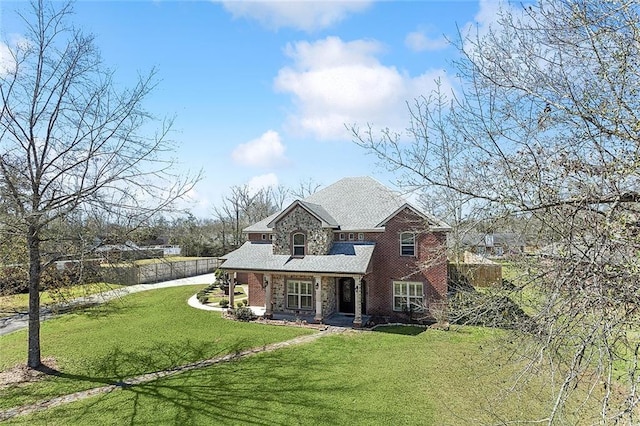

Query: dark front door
[[338, 278, 355, 314]]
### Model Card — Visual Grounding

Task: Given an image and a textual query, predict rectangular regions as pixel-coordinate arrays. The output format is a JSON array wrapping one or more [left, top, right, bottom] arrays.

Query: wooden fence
[[448, 262, 502, 288], [102, 257, 221, 285]]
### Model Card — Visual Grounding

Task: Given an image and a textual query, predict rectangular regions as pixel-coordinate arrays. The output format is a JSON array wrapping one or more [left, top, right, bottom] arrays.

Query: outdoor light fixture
[[262, 277, 269, 289]]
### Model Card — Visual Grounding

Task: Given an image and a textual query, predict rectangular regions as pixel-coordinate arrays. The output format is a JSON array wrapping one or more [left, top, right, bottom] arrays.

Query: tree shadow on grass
[[372, 325, 426, 336], [48, 350, 384, 425], [10, 337, 401, 425]]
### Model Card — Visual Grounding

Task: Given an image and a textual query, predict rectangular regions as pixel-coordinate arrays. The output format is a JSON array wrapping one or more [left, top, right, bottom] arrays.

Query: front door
[[338, 277, 355, 314]]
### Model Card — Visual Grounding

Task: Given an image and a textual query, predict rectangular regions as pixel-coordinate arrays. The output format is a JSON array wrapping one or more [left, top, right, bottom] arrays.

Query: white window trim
[[400, 232, 416, 256], [339, 233, 345, 241], [393, 281, 424, 312], [358, 233, 364, 241], [261, 234, 266, 240], [287, 280, 313, 310], [348, 233, 354, 241]]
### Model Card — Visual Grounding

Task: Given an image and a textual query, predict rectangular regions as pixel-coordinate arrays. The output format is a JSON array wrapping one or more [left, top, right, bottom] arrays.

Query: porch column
[[353, 275, 362, 327], [314, 276, 323, 322], [228, 272, 236, 310], [264, 273, 273, 319]]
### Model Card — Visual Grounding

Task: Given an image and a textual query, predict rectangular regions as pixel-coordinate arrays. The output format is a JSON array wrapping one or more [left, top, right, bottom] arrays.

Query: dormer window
[[400, 232, 416, 256], [292, 233, 306, 257]]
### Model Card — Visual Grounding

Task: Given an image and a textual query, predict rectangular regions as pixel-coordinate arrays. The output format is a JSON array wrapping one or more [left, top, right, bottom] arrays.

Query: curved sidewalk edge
[[0, 273, 217, 336], [187, 294, 266, 316]]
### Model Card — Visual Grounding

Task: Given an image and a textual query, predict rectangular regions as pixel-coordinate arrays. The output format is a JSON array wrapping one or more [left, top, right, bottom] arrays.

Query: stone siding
[[273, 206, 332, 255], [271, 274, 316, 314], [321, 277, 337, 317]]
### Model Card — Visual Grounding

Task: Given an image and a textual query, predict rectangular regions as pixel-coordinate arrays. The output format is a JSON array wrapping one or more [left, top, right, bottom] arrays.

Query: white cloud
[[247, 173, 279, 196], [0, 41, 16, 76], [274, 36, 454, 140], [461, 0, 535, 64], [231, 130, 288, 168], [405, 30, 449, 52], [220, 1, 372, 32]]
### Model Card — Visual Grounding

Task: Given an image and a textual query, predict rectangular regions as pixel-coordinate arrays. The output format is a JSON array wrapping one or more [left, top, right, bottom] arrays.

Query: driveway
[[0, 273, 216, 336]]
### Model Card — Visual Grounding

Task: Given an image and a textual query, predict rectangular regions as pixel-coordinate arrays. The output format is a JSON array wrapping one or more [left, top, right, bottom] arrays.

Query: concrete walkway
[[0, 273, 217, 336]]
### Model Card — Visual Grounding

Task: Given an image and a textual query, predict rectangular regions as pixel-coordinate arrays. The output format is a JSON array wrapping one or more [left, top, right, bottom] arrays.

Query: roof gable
[[376, 203, 451, 231], [243, 176, 451, 233], [267, 200, 339, 229]]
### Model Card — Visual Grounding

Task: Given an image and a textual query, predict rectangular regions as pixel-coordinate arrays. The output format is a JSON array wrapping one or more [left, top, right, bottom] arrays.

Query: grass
[[0, 285, 313, 410], [1, 282, 607, 424], [0, 283, 126, 318], [2, 325, 602, 425]]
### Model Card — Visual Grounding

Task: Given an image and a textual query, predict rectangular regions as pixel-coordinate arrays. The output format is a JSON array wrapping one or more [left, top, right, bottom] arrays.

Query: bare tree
[[352, 0, 640, 422], [0, 1, 198, 369], [290, 178, 322, 199]]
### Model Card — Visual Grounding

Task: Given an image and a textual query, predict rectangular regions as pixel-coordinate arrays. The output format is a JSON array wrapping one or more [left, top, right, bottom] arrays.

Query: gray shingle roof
[[266, 200, 338, 228], [244, 176, 450, 233], [220, 241, 375, 275]]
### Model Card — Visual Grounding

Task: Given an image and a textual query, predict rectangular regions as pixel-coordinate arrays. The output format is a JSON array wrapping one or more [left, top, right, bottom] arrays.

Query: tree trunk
[[27, 226, 42, 369]]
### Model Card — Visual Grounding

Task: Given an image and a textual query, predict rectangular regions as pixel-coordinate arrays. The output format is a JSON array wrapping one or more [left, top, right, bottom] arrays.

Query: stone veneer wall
[[271, 274, 316, 314], [272, 206, 333, 255], [271, 274, 339, 317], [321, 277, 337, 317]]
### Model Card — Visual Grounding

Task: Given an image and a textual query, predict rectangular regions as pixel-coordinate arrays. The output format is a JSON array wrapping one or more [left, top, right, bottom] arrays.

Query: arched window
[[400, 232, 415, 256], [292, 233, 306, 257]]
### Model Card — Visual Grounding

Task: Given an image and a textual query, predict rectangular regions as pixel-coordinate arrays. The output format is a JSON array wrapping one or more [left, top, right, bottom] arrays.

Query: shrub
[[242, 299, 248, 306], [219, 298, 229, 308], [197, 293, 209, 304], [233, 306, 256, 322], [236, 301, 244, 308]]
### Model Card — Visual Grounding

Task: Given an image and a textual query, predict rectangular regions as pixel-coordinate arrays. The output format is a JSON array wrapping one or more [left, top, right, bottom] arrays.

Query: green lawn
[[0, 283, 126, 318], [2, 326, 600, 425], [0, 285, 313, 410], [1, 284, 604, 424]]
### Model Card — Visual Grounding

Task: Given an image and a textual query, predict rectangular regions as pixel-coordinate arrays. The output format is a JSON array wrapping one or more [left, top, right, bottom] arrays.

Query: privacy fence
[[448, 262, 503, 288], [102, 257, 221, 285]]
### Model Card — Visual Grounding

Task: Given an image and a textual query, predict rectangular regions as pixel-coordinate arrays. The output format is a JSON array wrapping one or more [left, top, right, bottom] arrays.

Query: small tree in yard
[[0, 0, 198, 369], [353, 0, 640, 423]]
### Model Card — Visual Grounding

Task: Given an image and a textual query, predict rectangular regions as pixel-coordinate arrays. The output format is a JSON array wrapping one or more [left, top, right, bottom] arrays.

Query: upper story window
[[400, 232, 416, 256], [292, 233, 306, 257]]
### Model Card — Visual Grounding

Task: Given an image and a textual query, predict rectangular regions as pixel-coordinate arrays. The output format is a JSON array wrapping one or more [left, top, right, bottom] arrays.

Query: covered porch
[[219, 241, 375, 328]]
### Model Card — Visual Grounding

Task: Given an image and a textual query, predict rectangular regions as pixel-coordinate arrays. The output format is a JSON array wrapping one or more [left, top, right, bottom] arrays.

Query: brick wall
[[247, 272, 265, 306], [365, 208, 448, 320]]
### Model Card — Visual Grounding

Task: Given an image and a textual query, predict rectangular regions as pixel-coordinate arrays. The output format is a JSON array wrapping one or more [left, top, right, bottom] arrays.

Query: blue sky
[[0, 0, 502, 218]]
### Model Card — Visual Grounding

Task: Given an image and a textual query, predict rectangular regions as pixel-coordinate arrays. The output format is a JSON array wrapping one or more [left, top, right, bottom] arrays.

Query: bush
[[0, 267, 29, 295], [219, 298, 229, 308], [233, 306, 256, 322], [242, 299, 248, 306], [236, 301, 244, 308]]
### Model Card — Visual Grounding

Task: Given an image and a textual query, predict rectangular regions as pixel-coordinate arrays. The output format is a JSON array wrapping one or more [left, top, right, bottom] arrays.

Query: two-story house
[[219, 176, 450, 326]]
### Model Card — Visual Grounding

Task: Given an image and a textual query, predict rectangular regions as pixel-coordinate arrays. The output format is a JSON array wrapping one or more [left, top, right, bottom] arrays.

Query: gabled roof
[[220, 241, 375, 275], [266, 200, 339, 228], [376, 203, 451, 231], [243, 176, 451, 233]]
